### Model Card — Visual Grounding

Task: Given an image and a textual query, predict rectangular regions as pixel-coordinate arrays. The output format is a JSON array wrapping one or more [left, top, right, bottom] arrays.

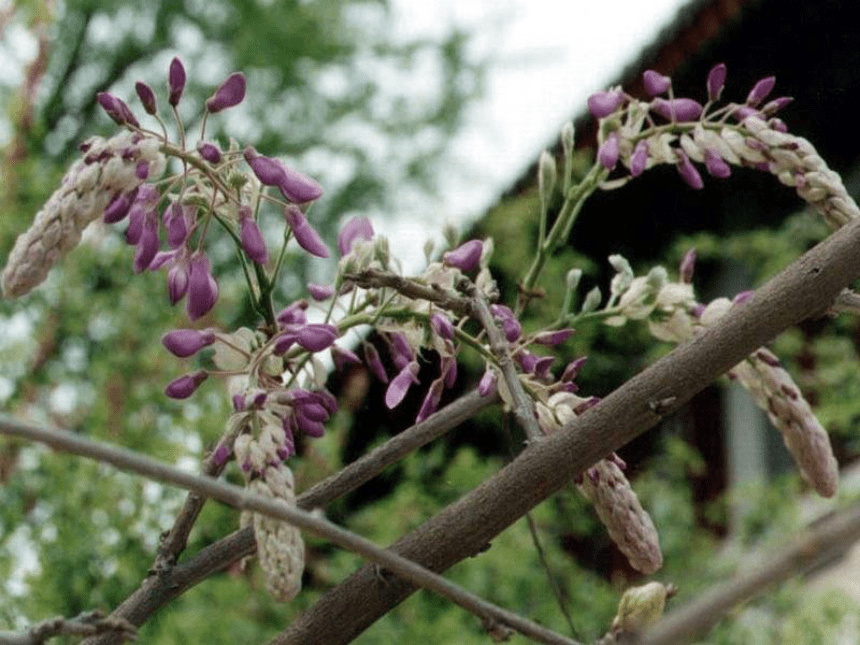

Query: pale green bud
[[561, 121, 575, 160], [646, 265, 668, 291], [611, 581, 672, 634], [581, 286, 602, 313], [538, 150, 557, 205]]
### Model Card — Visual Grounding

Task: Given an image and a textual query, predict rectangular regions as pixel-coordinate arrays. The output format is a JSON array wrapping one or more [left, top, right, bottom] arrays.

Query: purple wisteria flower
[[385, 361, 420, 409], [103, 187, 139, 224], [598, 132, 620, 170], [532, 328, 575, 346], [363, 342, 389, 383], [704, 149, 731, 178], [651, 98, 703, 122], [629, 140, 649, 177], [478, 367, 497, 397], [165, 369, 208, 399], [197, 141, 222, 164], [416, 378, 444, 423], [244, 147, 324, 203], [642, 70, 671, 96], [338, 216, 374, 255], [331, 344, 361, 370], [675, 150, 703, 189], [168, 57, 186, 107], [284, 205, 330, 258], [205, 72, 246, 113], [490, 304, 522, 342], [164, 202, 192, 248], [135, 82, 158, 115], [388, 332, 415, 371], [162, 329, 215, 357], [239, 207, 268, 265], [679, 248, 696, 284], [430, 313, 455, 340], [307, 283, 335, 301], [587, 90, 624, 118], [707, 63, 727, 101], [746, 76, 776, 107], [186, 254, 219, 320], [96, 92, 139, 128], [442, 240, 483, 272]]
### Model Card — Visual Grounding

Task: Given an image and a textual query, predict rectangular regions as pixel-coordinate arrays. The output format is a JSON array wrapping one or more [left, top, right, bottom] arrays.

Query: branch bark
[[637, 502, 860, 645], [271, 215, 860, 644]]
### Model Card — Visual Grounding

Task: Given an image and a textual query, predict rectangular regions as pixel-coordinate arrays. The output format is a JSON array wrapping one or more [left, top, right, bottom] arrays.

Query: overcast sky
[[385, 0, 689, 266]]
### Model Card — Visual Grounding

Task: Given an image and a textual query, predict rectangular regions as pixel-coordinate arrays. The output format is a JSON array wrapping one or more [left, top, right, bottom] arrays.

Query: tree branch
[[3, 389, 495, 645], [0, 410, 579, 645], [636, 502, 860, 645], [0, 610, 136, 645], [270, 215, 860, 644]]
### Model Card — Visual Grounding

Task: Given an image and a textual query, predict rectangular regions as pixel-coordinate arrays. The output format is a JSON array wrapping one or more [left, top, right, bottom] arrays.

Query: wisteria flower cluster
[[2, 57, 855, 615]]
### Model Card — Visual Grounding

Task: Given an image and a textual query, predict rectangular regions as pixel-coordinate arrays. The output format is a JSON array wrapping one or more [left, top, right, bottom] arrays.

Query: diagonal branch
[[269, 215, 860, 644], [0, 410, 578, 645]]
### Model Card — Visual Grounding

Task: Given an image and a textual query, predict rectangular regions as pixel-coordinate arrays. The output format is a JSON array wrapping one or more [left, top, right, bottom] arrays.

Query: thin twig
[[0, 610, 137, 645], [345, 267, 475, 317], [463, 280, 543, 441], [636, 502, 860, 645], [0, 413, 578, 645]]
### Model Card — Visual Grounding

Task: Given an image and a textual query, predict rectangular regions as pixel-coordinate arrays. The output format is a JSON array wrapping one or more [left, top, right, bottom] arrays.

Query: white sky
[[384, 0, 689, 267]]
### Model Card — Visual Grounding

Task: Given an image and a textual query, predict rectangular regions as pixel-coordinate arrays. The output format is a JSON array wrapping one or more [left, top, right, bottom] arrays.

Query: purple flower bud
[[733, 290, 753, 305], [573, 396, 600, 415], [587, 90, 624, 118], [561, 356, 587, 382], [441, 355, 457, 389], [731, 105, 760, 121], [746, 75, 776, 107], [294, 409, 326, 437], [680, 248, 696, 284], [385, 361, 420, 409], [135, 81, 158, 115], [284, 205, 330, 258], [430, 313, 455, 340], [295, 323, 338, 352], [652, 98, 703, 122], [276, 300, 309, 327], [338, 216, 374, 256], [388, 332, 415, 370], [307, 283, 335, 301], [244, 147, 324, 203], [167, 261, 190, 304], [478, 368, 497, 397], [534, 356, 554, 380], [164, 203, 191, 248], [205, 72, 246, 113], [675, 150, 703, 189], [707, 63, 727, 101], [103, 187, 138, 224], [629, 140, 649, 177], [162, 329, 215, 357], [364, 342, 388, 383], [761, 96, 793, 116], [597, 131, 620, 170], [769, 118, 788, 133], [168, 57, 186, 107], [642, 70, 671, 96], [186, 254, 219, 321], [96, 92, 139, 128], [704, 149, 731, 178], [331, 344, 361, 370], [165, 369, 208, 399], [443, 239, 483, 272], [232, 394, 245, 411], [212, 442, 231, 466], [239, 208, 269, 265], [416, 378, 444, 423], [133, 215, 160, 273], [516, 351, 538, 373], [273, 332, 297, 355], [197, 141, 222, 164], [297, 400, 329, 423], [533, 328, 575, 346]]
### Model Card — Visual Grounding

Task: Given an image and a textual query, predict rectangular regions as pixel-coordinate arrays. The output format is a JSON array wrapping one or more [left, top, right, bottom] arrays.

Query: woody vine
[[2, 57, 859, 645]]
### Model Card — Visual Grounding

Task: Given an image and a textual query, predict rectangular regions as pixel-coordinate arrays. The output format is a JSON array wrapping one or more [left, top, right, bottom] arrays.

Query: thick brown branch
[[271, 216, 860, 644], [71, 389, 494, 645]]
